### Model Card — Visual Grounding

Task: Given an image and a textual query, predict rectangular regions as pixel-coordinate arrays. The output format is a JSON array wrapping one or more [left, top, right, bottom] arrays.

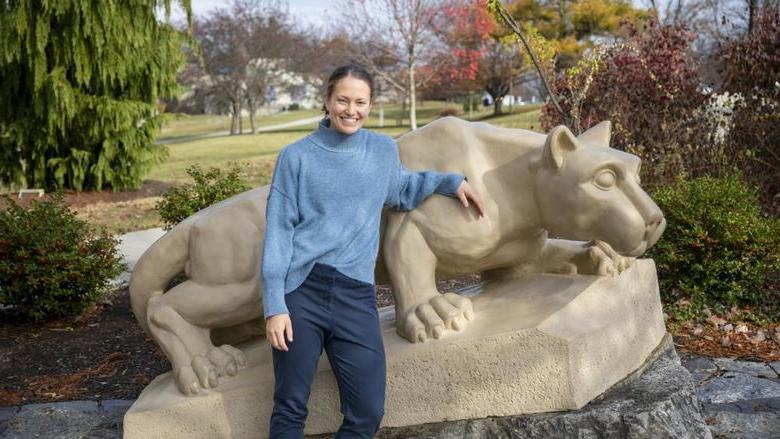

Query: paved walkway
[[1, 229, 778, 437], [111, 227, 166, 287]]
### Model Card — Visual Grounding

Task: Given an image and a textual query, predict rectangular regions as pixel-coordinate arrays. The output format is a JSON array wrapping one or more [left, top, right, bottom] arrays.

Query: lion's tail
[[129, 219, 194, 335]]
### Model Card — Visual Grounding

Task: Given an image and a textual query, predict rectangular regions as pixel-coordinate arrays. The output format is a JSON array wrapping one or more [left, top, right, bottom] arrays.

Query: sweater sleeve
[[261, 150, 299, 319], [384, 142, 466, 212]]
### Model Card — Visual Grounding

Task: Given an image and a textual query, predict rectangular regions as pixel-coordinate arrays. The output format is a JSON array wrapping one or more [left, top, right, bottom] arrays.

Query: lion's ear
[[577, 121, 611, 148], [543, 125, 580, 169]]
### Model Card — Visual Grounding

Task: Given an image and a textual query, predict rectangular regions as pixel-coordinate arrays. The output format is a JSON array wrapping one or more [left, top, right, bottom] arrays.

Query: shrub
[[541, 20, 716, 189], [716, 7, 780, 213], [0, 195, 124, 321], [155, 163, 250, 230], [647, 175, 780, 322]]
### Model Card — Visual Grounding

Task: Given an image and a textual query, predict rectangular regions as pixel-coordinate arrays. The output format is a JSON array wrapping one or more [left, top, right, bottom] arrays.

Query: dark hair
[[322, 64, 374, 114]]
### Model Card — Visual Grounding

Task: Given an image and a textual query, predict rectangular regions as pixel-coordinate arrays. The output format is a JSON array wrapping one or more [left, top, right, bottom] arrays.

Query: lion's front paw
[[576, 240, 635, 276], [397, 293, 474, 343]]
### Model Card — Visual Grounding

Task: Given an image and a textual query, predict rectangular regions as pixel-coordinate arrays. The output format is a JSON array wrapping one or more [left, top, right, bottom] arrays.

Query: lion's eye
[[594, 169, 617, 190]]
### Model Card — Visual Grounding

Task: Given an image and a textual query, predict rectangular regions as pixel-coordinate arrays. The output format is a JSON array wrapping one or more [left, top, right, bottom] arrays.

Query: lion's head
[[532, 122, 666, 257]]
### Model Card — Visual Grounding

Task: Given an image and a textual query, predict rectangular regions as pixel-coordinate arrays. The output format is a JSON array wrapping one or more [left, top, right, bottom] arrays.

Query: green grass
[[475, 104, 544, 129], [151, 102, 542, 185], [149, 130, 310, 186]]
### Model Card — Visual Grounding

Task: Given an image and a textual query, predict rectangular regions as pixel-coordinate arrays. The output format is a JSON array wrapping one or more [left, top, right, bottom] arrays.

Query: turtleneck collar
[[309, 117, 366, 153]]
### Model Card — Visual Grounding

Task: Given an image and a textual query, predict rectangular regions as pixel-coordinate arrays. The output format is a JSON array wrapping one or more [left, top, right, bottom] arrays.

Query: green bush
[[648, 175, 780, 322], [155, 163, 250, 230], [0, 195, 124, 321]]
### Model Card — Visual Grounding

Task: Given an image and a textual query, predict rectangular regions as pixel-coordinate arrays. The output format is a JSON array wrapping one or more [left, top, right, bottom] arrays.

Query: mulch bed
[[0, 288, 168, 406], [1, 180, 171, 209]]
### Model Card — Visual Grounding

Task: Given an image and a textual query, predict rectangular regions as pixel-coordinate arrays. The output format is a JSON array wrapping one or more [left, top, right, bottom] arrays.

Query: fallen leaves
[[0, 388, 25, 406], [20, 352, 129, 402], [674, 315, 780, 361]]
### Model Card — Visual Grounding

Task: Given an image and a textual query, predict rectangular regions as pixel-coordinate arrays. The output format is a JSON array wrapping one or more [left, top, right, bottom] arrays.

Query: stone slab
[[124, 259, 667, 438], [0, 400, 124, 439], [713, 358, 778, 378], [682, 356, 718, 385], [697, 372, 780, 404], [701, 409, 780, 439]]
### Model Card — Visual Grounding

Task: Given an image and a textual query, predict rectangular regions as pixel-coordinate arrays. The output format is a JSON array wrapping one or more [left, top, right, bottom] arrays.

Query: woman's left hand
[[456, 180, 485, 218]]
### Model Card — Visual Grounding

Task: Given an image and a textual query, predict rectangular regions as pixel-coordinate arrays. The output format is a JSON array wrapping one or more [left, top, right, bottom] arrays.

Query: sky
[[170, 0, 332, 27]]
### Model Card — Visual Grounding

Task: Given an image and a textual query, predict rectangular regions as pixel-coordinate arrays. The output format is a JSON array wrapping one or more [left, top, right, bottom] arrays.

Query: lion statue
[[129, 118, 665, 395]]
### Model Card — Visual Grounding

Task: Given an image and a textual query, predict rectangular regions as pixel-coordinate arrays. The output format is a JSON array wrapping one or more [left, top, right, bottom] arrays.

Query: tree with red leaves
[[430, 0, 524, 116]]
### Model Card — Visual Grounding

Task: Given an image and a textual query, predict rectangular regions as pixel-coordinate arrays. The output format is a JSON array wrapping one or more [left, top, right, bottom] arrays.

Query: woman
[[262, 64, 484, 438]]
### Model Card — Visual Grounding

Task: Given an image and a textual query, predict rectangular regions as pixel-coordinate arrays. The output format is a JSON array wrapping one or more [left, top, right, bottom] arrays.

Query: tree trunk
[[237, 99, 243, 135], [493, 97, 503, 116], [747, 0, 757, 34], [230, 101, 238, 135], [409, 65, 417, 130], [248, 98, 257, 134], [398, 96, 406, 126]]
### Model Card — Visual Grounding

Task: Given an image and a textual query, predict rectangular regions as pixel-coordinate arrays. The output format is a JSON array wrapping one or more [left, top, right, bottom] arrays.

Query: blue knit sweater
[[261, 118, 465, 319]]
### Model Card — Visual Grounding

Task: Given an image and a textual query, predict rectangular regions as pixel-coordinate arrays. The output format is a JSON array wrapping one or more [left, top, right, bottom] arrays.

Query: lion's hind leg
[[146, 278, 261, 395]]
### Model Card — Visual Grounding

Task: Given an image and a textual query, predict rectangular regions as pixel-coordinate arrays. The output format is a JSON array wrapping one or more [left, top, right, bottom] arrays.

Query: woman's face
[[324, 75, 372, 134]]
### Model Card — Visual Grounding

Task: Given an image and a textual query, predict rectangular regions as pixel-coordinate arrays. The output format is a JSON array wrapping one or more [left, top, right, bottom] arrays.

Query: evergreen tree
[[0, 0, 192, 191]]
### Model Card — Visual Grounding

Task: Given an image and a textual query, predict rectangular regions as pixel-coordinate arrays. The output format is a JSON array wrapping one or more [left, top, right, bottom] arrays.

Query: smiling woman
[[260, 63, 484, 437]]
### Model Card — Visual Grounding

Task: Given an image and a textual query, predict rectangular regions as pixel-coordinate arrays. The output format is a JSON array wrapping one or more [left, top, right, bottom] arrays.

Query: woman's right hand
[[266, 314, 293, 351]]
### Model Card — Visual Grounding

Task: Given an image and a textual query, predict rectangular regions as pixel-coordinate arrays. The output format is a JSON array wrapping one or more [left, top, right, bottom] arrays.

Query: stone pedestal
[[124, 259, 668, 438], [367, 339, 712, 439]]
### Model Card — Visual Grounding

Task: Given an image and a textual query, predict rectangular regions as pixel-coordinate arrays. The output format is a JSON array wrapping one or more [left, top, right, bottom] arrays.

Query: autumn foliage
[[541, 20, 710, 188], [716, 7, 780, 212]]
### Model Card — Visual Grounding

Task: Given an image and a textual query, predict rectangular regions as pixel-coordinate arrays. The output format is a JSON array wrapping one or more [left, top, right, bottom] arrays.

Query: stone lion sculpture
[[129, 118, 666, 395]]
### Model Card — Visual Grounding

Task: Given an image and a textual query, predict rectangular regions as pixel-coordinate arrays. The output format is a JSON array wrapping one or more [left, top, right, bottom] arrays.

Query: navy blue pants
[[269, 262, 386, 438]]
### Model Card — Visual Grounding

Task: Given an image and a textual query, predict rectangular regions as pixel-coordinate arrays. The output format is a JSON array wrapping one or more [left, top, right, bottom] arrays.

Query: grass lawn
[[75, 197, 163, 234], [151, 102, 543, 185]]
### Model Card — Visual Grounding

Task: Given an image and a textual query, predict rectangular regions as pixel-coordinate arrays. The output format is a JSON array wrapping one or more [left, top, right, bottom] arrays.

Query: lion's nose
[[645, 216, 666, 248]]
